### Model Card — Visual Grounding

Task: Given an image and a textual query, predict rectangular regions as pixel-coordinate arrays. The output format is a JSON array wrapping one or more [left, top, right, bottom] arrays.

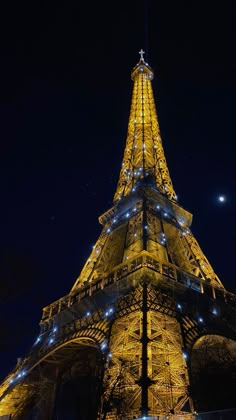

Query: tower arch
[[190, 335, 236, 413]]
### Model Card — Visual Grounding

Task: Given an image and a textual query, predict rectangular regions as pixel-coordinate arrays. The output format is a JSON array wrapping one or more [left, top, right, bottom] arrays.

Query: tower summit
[[1, 52, 236, 420]]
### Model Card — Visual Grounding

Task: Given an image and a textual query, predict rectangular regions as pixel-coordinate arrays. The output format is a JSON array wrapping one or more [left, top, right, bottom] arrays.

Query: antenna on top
[[139, 49, 145, 62]]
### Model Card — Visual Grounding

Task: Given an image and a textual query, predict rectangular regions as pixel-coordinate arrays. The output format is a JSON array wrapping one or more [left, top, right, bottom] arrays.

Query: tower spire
[[114, 52, 177, 203]]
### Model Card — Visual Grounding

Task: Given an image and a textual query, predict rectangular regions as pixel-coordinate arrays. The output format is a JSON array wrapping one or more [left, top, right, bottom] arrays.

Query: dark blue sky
[[0, 0, 235, 380]]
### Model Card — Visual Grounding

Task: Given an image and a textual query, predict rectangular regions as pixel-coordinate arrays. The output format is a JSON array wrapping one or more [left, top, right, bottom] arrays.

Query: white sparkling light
[[35, 336, 41, 345], [105, 308, 114, 317]]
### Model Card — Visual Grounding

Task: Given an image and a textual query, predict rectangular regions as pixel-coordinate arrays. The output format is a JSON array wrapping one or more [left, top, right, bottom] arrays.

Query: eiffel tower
[[1, 51, 236, 420]]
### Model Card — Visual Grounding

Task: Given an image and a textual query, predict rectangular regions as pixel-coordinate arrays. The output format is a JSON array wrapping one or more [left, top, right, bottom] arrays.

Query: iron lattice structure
[[0, 52, 236, 420]]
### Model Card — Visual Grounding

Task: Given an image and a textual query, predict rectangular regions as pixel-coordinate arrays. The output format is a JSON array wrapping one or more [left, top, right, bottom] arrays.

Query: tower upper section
[[69, 50, 223, 292], [114, 51, 177, 203]]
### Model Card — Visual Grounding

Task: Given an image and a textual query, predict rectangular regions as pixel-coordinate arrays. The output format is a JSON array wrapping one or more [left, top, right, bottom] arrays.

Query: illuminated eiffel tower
[[1, 51, 236, 420]]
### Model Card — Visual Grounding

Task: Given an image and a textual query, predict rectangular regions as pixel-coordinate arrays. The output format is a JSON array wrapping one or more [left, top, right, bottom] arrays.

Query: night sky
[[0, 1, 235, 380]]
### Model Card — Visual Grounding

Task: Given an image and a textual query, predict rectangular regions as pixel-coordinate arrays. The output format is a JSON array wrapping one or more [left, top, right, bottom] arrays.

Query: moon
[[218, 195, 226, 203]]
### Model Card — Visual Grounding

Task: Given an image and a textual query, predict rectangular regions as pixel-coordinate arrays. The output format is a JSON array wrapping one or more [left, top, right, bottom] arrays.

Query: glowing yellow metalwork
[[163, 221, 224, 288], [114, 59, 177, 203], [102, 309, 193, 419]]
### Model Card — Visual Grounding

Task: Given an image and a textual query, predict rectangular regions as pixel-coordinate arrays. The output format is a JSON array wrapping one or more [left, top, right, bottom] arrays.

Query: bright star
[[218, 195, 226, 203]]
